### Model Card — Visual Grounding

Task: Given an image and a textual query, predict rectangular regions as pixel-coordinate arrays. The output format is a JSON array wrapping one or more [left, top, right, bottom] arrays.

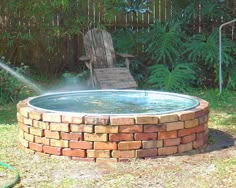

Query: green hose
[[0, 162, 20, 188]]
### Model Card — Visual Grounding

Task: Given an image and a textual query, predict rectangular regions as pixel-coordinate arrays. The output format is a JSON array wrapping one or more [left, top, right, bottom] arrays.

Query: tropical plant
[[141, 21, 186, 66], [147, 63, 196, 92]]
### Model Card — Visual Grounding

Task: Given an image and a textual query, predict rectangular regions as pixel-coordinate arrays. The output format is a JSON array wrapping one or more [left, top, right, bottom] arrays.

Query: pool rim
[[27, 89, 200, 116]]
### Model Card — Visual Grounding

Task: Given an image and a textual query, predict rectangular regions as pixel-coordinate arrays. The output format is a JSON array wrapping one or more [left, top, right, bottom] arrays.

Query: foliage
[[0, 62, 28, 104], [142, 21, 186, 66], [147, 63, 196, 92]]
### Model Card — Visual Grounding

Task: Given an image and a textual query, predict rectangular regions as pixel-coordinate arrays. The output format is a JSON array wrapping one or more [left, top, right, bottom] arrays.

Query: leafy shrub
[[147, 63, 196, 92]]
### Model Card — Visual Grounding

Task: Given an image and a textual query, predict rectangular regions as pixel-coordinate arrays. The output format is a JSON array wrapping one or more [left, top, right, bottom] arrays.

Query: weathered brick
[[62, 149, 85, 157], [23, 118, 33, 126], [95, 125, 118, 133], [17, 113, 24, 123], [69, 141, 93, 149], [177, 111, 195, 121], [50, 139, 69, 147], [96, 158, 118, 163], [142, 140, 163, 149], [43, 113, 61, 123], [136, 149, 157, 158], [87, 150, 110, 158], [17, 100, 27, 112], [198, 114, 209, 125], [159, 114, 178, 123], [185, 119, 199, 128], [61, 132, 83, 141], [193, 138, 206, 149], [85, 116, 109, 125], [84, 133, 107, 142], [35, 137, 50, 145], [94, 142, 117, 150], [30, 127, 44, 137], [18, 129, 24, 138], [29, 111, 42, 120], [29, 142, 43, 152], [144, 124, 166, 132], [158, 146, 178, 156], [50, 123, 70, 132], [158, 131, 177, 139], [178, 127, 196, 137], [20, 107, 33, 118], [62, 114, 84, 124], [181, 134, 196, 144], [193, 108, 206, 118], [70, 124, 93, 133], [19, 137, 29, 148], [45, 130, 60, 139], [178, 143, 193, 153], [112, 150, 135, 158], [43, 146, 62, 155], [118, 141, 141, 150], [119, 125, 143, 133], [24, 132, 34, 142], [18, 122, 30, 133], [33, 120, 49, 130], [134, 133, 157, 141], [135, 116, 158, 125], [110, 116, 135, 125], [195, 125, 205, 133], [164, 138, 181, 147], [109, 134, 133, 142], [196, 132, 206, 140], [166, 121, 184, 131]]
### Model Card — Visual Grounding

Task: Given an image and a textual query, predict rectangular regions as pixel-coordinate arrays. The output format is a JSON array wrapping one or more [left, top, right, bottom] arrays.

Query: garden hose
[[0, 162, 20, 188]]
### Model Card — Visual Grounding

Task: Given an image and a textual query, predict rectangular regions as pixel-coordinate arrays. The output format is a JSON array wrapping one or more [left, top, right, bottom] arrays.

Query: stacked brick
[[17, 97, 209, 162]]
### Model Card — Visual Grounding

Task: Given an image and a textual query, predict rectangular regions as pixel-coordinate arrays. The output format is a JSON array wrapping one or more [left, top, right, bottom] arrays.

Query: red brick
[[62, 149, 85, 157], [62, 114, 84, 124], [94, 142, 117, 150], [195, 125, 205, 133], [17, 100, 27, 112], [136, 149, 157, 158], [84, 133, 107, 141], [95, 125, 118, 133], [177, 111, 195, 121], [87, 150, 110, 158], [109, 134, 133, 142], [50, 123, 70, 132], [185, 119, 199, 128], [178, 127, 196, 137], [29, 142, 43, 152], [29, 111, 42, 120], [178, 143, 193, 153], [193, 138, 206, 149], [30, 127, 44, 137], [166, 122, 184, 131], [119, 125, 143, 133], [164, 138, 181, 147], [134, 133, 157, 141], [135, 116, 158, 124], [194, 108, 206, 118], [158, 147, 178, 156], [33, 120, 49, 130], [43, 113, 61, 123], [20, 107, 33, 118], [85, 116, 109, 125], [69, 141, 93, 149], [118, 141, 141, 150], [144, 124, 166, 132], [181, 134, 196, 144], [110, 116, 135, 125], [70, 124, 93, 133], [61, 132, 83, 140], [45, 130, 60, 139], [112, 150, 135, 158], [43, 146, 62, 155], [158, 131, 177, 139], [196, 132, 206, 140], [24, 132, 34, 142], [23, 118, 33, 126], [35, 137, 50, 145], [159, 114, 178, 123]]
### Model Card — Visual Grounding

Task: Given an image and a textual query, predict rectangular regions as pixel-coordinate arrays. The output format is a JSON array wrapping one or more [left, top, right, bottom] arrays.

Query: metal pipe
[[219, 18, 236, 94]]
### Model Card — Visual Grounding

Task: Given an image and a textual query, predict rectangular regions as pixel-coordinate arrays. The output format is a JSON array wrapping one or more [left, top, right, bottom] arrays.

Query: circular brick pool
[[17, 90, 209, 162]]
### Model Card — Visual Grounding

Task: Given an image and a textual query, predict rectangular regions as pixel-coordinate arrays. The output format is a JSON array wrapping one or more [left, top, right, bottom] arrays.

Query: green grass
[[0, 89, 235, 187]]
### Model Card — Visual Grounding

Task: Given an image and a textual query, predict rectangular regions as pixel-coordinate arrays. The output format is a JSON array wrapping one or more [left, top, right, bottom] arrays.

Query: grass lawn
[[0, 89, 235, 188]]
